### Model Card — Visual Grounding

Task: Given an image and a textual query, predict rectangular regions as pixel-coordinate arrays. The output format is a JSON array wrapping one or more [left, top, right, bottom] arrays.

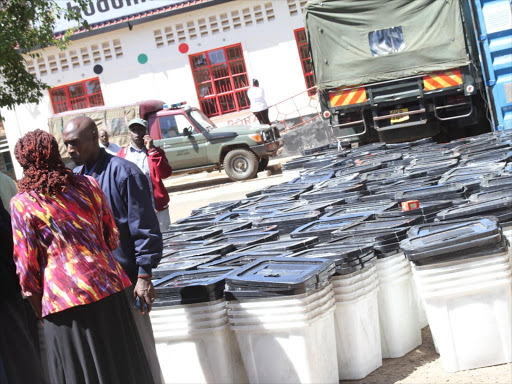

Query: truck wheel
[[258, 157, 269, 172], [223, 149, 259, 181]]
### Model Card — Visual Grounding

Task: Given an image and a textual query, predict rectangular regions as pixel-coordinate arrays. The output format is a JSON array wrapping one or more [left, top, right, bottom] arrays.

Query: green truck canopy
[[304, 0, 469, 91]]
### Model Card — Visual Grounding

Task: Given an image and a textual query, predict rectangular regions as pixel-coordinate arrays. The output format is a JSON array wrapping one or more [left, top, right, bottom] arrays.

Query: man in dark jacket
[[0, 197, 44, 384], [62, 116, 163, 383], [118, 118, 173, 232]]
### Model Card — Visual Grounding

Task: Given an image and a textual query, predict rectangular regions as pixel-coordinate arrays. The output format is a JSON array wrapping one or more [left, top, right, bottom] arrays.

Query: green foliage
[[0, 0, 89, 109]]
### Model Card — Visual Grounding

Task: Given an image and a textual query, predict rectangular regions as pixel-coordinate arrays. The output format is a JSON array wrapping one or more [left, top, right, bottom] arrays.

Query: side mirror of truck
[[183, 127, 193, 137]]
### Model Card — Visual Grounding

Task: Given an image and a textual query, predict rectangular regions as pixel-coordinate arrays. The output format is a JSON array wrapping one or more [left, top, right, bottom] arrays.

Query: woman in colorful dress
[[10, 130, 154, 384]]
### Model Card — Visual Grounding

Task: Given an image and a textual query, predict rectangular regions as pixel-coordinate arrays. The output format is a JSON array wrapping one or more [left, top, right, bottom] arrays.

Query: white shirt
[[100, 142, 121, 156], [247, 86, 268, 112], [123, 143, 155, 209]]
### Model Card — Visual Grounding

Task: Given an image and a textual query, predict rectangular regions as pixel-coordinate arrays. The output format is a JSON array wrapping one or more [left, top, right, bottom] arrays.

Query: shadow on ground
[[167, 177, 234, 193], [349, 327, 438, 384]]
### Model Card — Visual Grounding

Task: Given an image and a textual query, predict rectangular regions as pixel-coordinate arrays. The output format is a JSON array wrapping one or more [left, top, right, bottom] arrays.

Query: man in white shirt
[[99, 129, 121, 155], [247, 79, 271, 125]]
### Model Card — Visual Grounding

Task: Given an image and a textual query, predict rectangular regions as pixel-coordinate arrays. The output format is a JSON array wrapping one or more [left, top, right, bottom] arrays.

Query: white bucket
[[411, 277, 429, 329], [228, 294, 335, 325], [151, 308, 227, 327], [377, 267, 412, 285], [412, 250, 509, 272], [153, 316, 229, 335], [331, 264, 377, 287], [229, 298, 336, 327], [151, 299, 227, 317], [334, 279, 380, 302], [418, 268, 512, 294], [376, 263, 411, 280], [332, 273, 378, 295], [378, 273, 422, 358], [415, 262, 511, 286], [422, 277, 512, 372], [376, 252, 407, 270], [232, 307, 339, 384], [155, 324, 249, 384], [412, 251, 510, 278], [226, 284, 332, 310], [333, 287, 382, 380]]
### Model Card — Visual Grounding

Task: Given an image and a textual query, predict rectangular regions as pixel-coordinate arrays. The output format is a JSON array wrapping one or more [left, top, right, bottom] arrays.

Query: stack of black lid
[[401, 217, 506, 266], [153, 244, 236, 278], [224, 258, 336, 300], [233, 237, 319, 255], [154, 268, 235, 306], [376, 201, 453, 224], [198, 251, 293, 269], [253, 210, 322, 234], [436, 196, 512, 223], [290, 213, 372, 242], [291, 244, 375, 275], [213, 230, 280, 249]]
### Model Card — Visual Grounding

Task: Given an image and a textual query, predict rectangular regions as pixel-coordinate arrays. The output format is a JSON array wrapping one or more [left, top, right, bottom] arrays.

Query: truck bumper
[[252, 139, 284, 157]]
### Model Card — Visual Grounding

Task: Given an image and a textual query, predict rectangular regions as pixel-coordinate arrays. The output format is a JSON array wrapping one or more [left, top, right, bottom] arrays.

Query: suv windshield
[[190, 109, 216, 132]]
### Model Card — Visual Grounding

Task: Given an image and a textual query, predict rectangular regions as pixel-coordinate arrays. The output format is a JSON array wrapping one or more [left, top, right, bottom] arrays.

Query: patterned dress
[[10, 175, 131, 317]]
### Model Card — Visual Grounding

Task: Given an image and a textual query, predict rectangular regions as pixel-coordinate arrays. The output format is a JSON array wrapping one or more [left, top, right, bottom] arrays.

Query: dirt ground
[[164, 159, 512, 384], [353, 327, 511, 384]]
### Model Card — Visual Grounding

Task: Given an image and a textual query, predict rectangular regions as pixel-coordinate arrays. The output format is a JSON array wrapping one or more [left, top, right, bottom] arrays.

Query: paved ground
[[163, 158, 512, 384], [165, 157, 301, 223]]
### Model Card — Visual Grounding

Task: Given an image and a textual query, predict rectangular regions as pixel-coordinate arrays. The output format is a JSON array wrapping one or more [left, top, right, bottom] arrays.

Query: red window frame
[[294, 28, 316, 96], [189, 43, 250, 117], [49, 77, 105, 114]]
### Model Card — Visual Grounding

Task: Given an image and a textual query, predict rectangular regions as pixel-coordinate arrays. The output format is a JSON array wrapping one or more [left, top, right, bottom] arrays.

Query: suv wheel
[[258, 157, 269, 172], [223, 149, 259, 181]]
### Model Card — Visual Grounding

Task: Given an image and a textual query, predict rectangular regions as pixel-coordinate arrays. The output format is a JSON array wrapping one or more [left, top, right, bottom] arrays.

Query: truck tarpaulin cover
[[304, 0, 468, 90]]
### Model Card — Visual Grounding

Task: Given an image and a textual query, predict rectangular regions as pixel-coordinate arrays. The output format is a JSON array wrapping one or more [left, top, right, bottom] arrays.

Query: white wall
[[2, 0, 309, 179]]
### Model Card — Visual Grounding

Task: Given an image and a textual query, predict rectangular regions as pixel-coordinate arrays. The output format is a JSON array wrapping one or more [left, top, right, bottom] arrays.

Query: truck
[[304, 0, 508, 144], [49, 100, 283, 181]]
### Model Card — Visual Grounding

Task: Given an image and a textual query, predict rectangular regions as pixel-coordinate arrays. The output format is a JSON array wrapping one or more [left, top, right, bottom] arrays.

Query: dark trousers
[[43, 290, 154, 384], [125, 287, 163, 384], [0, 295, 44, 384], [254, 109, 270, 125]]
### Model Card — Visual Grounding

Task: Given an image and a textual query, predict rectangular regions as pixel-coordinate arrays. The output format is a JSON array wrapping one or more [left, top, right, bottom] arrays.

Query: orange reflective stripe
[[329, 87, 367, 107], [424, 70, 463, 90]]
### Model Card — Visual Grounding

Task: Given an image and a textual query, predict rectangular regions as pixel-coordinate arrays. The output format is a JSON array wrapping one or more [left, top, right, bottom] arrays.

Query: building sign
[[55, 0, 180, 32]]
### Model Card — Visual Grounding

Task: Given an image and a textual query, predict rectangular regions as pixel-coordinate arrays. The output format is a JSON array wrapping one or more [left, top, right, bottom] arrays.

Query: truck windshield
[[190, 110, 216, 132]]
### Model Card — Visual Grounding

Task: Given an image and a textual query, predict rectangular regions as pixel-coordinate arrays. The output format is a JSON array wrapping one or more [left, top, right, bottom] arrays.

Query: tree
[[0, 0, 89, 109]]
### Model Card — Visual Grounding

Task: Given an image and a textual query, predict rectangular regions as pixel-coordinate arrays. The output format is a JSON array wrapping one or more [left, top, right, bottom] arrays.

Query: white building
[[2, 0, 315, 179]]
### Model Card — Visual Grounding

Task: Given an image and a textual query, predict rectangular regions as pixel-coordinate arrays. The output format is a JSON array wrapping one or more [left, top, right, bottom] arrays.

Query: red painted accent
[[179, 43, 189, 54], [189, 43, 250, 117], [294, 28, 316, 96], [49, 77, 104, 114]]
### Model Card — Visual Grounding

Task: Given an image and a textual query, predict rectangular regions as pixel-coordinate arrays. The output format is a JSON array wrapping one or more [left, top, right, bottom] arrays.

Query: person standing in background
[[118, 118, 173, 233], [247, 79, 271, 125], [0, 196, 44, 384], [63, 116, 164, 383], [10, 130, 153, 383], [99, 129, 121, 155], [0, 171, 17, 213]]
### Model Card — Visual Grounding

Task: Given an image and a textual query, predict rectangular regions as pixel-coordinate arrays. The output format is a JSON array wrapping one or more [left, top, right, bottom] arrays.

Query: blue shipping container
[[472, 0, 512, 130]]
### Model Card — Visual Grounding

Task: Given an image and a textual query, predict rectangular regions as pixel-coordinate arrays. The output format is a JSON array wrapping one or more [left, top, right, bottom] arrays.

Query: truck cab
[[146, 103, 284, 180]]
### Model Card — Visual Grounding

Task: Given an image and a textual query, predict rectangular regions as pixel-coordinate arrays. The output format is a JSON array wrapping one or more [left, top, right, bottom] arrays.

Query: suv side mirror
[[183, 127, 193, 137]]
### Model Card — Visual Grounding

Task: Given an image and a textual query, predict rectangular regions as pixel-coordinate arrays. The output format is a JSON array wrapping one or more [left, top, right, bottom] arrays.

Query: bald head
[[98, 129, 109, 146], [63, 116, 101, 167]]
